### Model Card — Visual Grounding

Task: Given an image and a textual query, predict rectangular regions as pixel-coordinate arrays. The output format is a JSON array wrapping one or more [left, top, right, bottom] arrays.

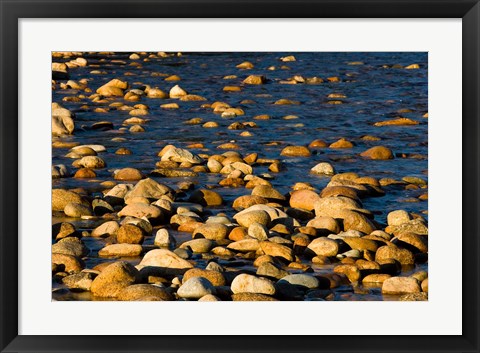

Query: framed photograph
[[1, 0, 479, 352]]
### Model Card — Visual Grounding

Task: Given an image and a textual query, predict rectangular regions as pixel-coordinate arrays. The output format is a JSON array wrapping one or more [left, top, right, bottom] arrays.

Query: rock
[[183, 268, 226, 286], [74, 168, 96, 178], [169, 85, 187, 98], [306, 237, 339, 257], [180, 239, 214, 253], [334, 264, 361, 283], [278, 274, 319, 289], [92, 199, 114, 216], [198, 294, 221, 301], [51, 253, 84, 273], [62, 272, 95, 291], [98, 244, 143, 257], [314, 196, 362, 218], [393, 233, 428, 253], [154, 228, 174, 247], [96, 79, 128, 96], [289, 189, 320, 211], [248, 222, 269, 241], [91, 261, 138, 298], [382, 276, 421, 294], [53, 222, 78, 240], [189, 189, 223, 206], [207, 158, 223, 173], [161, 148, 202, 164], [117, 224, 145, 244], [118, 284, 173, 301], [232, 293, 277, 301], [280, 146, 311, 157], [360, 146, 394, 160], [193, 223, 229, 241], [387, 218, 428, 236], [52, 105, 75, 135], [259, 241, 295, 262], [177, 277, 215, 299], [231, 273, 276, 295], [137, 249, 193, 274], [308, 139, 328, 148], [64, 202, 92, 218], [256, 262, 289, 280], [320, 186, 359, 201], [233, 195, 269, 209], [342, 210, 377, 234], [114, 168, 143, 181], [281, 55, 296, 62], [91, 221, 119, 237], [234, 210, 270, 228], [362, 274, 391, 283], [52, 189, 87, 211], [125, 178, 173, 202], [52, 237, 87, 257], [252, 185, 285, 201], [75, 156, 105, 169], [147, 87, 168, 98], [306, 217, 340, 235], [117, 203, 162, 220], [399, 292, 428, 301], [375, 244, 415, 265], [243, 75, 266, 84], [52, 164, 70, 178], [227, 239, 260, 252], [236, 61, 254, 69], [52, 62, 69, 79], [374, 117, 419, 127], [387, 210, 411, 226], [422, 278, 428, 292], [310, 162, 335, 175], [329, 138, 353, 149], [343, 237, 378, 252]]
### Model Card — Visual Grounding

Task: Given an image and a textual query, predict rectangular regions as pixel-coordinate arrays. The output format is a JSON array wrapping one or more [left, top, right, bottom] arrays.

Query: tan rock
[[289, 189, 320, 211], [193, 223, 229, 241], [91, 261, 138, 298], [231, 273, 275, 295], [382, 276, 421, 294], [307, 237, 339, 257], [360, 146, 394, 160]]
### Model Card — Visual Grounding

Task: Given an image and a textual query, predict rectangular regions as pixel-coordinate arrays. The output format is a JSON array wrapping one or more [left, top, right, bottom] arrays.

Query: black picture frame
[[1, 1, 479, 352]]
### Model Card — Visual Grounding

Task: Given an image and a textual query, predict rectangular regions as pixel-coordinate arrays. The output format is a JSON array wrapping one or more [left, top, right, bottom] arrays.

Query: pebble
[[64, 202, 92, 218], [310, 162, 335, 175], [360, 146, 394, 160], [280, 146, 311, 157], [289, 189, 321, 211], [180, 239, 214, 253], [193, 223, 229, 241], [117, 224, 144, 244], [117, 203, 162, 220], [382, 276, 421, 294], [183, 268, 226, 286], [91, 261, 138, 298], [177, 277, 215, 299], [307, 237, 339, 257], [98, 244, 143, 257], [137, 249, 193, 275], [231, 273, 276, 295], [278, 274, 319, 289], [118, 284, 173, 301]]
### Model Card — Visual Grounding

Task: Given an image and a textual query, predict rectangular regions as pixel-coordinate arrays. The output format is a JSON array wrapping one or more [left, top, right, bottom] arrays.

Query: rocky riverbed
[[52, 51, 428, 301]]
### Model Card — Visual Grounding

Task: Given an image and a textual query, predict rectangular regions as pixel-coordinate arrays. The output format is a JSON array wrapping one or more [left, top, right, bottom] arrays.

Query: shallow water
[[52, 52, 428, 301]]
